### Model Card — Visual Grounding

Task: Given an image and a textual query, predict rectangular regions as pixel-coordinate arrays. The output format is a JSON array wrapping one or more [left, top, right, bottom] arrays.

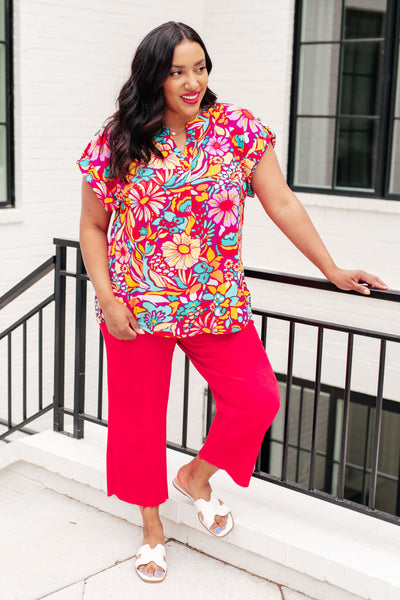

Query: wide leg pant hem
[[198, 448, 252, 488], [107, 489, 169, 508]]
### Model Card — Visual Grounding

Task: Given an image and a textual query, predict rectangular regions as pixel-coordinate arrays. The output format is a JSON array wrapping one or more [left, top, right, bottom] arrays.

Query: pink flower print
[[205, 136, 230, 157], [127, 180, 166, 221], [88, 130, 111, 162], [226, 107, 260, 134], [115, 240, 130, 264], [208, 188, 240, 228]]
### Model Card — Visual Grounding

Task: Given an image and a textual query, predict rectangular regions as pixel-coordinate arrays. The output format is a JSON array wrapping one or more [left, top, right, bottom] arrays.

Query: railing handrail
[[53, 238, 80, 249], [244, 267, 400, 302], [0, 295, 54, 340], [0, 256, 55, 311], [252, 308, 400, 343]]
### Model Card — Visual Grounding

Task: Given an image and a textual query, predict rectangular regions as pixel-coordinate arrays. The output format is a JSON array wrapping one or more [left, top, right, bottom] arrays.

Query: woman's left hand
[[328, 268, 388, 295]]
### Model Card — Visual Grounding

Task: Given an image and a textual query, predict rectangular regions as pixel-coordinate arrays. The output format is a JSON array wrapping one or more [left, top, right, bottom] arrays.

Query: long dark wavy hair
[[105, 22, 217, 181]]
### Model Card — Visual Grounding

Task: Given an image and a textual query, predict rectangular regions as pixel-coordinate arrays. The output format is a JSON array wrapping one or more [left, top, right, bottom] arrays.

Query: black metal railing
[[0, 256, 55, 440], [250, 308, 400, 524], [1, 238, 399, 526]]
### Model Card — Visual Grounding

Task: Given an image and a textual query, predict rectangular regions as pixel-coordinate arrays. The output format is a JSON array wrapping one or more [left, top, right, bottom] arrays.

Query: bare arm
[[251, 146, 388, 295], [79, 179, 144, 339]]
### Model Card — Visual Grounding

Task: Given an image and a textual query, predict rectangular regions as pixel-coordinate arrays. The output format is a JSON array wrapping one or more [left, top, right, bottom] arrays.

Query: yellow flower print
[[150, 143, 181, 170], [162, 233, 201, 270]]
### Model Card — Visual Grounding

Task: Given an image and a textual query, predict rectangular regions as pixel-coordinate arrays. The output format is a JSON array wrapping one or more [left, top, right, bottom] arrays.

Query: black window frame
[[261, 373, 400, 518], [288, 0, 400, 201], [0, 0, 14, 209]]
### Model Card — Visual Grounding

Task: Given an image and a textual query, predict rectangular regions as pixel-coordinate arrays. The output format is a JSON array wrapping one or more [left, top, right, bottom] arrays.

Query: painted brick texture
[[0, 1, 399, 415]]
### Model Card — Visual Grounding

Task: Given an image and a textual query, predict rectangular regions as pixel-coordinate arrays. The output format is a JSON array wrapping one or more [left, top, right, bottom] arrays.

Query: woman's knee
[[249, 376, 281, 423]]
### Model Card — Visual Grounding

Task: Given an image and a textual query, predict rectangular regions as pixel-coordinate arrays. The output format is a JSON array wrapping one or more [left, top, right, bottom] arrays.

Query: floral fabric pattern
[[77, 103, 275, 337]]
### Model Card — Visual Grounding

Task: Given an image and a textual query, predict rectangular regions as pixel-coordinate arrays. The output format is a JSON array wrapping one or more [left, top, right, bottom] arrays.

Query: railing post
[[73, 246, 87, 439], [309, 327, 324, 490], [53, 244, 66, 432], [181, 355, 190, 449], [369, 339, 386, 509], [281, 321, 295, 482]]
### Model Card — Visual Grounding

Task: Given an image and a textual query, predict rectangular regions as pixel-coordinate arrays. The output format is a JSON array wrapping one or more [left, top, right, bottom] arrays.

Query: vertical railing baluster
[[261, 315, 268, 348], [97, 330, 104, 421], [206, 387, 213, 436], [255, 450, 262, 473], [38, 309, 43, 411], [281, 321, 295, 482], [7, 333, 12, 429], [23, 321, 27, 420], [181, 355, 190, 449], [369, 339, 386, 510], [295, 386, 304, 483], [73, 248, 87, 439], [338, 332, 354, 499], [309, 327, 324, 490], [255, 316, 269, 473], [361, 406, 372, 505], [53, 244, 66, 432]]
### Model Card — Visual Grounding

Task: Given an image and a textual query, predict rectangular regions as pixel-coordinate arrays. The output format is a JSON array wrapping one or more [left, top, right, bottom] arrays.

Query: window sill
[[0, 209, 24, 224], [298, 192, 400, 214]]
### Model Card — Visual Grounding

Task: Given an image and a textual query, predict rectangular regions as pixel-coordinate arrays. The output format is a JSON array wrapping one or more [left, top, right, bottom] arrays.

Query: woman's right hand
[[101, 299, 145, 340]]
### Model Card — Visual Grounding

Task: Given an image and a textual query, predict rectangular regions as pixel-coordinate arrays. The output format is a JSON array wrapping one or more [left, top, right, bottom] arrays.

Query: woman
[[78, 22, 387, 583]]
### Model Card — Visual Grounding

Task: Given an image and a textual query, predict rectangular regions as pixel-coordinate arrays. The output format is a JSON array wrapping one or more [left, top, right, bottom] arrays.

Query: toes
[[138, 561, 164, 579]]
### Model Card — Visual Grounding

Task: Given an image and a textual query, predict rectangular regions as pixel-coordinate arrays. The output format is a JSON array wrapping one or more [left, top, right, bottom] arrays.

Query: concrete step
[[0, 466, 309, 600], [1, 424, 399, 600]]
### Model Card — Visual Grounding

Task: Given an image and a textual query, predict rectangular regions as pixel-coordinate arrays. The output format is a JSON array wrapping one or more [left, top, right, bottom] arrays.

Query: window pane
[[336, 118, 378, 190], [301, 0, 342, 42], [298, 44, 340, 115], [294, 117, 335, 188], [389, 120, 400, 194], [0, 124, 7, 204], [340, 42, 383, 116], [344, 1, 386, 39], [0, 42, 5, 122], [0, 0, 4, 41], [394, 48, 400, 118]]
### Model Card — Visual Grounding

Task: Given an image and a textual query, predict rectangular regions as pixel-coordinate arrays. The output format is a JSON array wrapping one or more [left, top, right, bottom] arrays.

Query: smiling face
[[162, 40, 208, 129]]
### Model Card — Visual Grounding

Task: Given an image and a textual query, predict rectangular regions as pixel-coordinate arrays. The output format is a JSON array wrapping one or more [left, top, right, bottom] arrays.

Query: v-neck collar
[[155, 104, 213, 145]]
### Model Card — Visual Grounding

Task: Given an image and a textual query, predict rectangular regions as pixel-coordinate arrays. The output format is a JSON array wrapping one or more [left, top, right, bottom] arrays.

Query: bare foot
[[136, 507, 165, 579], [176, 457, 229, 534]]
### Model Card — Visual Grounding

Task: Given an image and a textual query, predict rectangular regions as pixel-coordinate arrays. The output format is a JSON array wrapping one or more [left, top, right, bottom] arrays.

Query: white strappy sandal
[[172, 477, 234, 537], [135, 543, 167, 583]]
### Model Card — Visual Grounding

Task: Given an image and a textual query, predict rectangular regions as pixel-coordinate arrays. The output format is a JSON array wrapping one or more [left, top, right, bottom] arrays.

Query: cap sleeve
[[225, 105, 276, 197], [77, 128, 120, 212]]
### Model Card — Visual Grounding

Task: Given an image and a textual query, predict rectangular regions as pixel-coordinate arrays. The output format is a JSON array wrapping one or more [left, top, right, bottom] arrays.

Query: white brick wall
[[3, 0, 396, 296], [1, 0, 399, 418]]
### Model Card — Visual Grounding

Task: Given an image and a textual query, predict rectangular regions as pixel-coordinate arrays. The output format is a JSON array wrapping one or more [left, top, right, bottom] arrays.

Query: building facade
[[0, 0, 399, 518]]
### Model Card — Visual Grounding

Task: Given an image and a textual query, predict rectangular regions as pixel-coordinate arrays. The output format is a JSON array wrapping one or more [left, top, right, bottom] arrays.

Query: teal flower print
[[193, 262, 213, 284]]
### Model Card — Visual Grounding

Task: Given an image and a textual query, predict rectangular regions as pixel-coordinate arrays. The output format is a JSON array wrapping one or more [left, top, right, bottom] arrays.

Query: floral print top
[[77, 103, 275, 337]]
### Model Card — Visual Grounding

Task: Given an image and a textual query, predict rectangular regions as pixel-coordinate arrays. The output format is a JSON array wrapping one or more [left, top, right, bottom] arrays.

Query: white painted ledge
[[1, 424, 399, 600], [0, 208, 24, 224], [298, 192, 400, 215]]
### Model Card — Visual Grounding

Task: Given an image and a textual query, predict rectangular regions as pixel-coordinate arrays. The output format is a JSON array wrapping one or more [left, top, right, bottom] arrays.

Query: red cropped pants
[[100, 320, 280, 507]]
